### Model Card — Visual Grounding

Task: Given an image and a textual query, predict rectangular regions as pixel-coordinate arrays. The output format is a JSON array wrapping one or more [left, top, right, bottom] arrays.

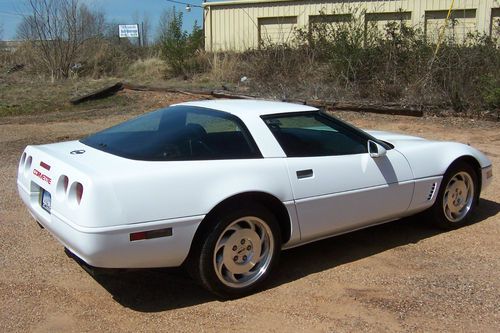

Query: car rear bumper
[[18, 182, 203, 268]]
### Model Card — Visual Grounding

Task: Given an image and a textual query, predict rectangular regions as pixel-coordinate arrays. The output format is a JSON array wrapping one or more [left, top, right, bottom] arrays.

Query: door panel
[[286, 150, 414, 242]]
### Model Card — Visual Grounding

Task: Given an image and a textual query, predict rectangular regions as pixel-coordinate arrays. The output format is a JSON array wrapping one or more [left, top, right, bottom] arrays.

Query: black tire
[[186, 204, 281, 299], [429, 161, 478, 230]]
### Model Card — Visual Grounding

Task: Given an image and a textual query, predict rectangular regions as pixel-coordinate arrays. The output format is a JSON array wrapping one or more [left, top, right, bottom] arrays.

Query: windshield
[[80, 105, 261, 161]]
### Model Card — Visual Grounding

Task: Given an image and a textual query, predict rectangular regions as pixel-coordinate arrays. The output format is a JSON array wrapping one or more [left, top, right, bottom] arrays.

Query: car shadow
[[80, 198, 499, 313]]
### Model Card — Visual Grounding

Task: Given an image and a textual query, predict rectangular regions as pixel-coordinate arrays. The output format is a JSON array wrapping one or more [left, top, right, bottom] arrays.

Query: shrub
[[158, 8, 204, 78], [126, 57, 168, 82], [208, 12, 499, 112]]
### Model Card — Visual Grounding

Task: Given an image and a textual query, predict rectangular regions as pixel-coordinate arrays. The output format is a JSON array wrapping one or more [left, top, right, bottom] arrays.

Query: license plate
[[41, 189, 51, 213]]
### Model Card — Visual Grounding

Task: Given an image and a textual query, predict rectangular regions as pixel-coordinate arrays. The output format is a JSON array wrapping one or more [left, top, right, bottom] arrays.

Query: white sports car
[[18, 100, 493, 297]]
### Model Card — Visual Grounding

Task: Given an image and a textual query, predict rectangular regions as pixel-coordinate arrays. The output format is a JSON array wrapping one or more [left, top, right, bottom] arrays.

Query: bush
[[126, 57, 168, 82], [481, 75, 500, 109], [158, 8, 204, 78], [205, 13, 499, 113]]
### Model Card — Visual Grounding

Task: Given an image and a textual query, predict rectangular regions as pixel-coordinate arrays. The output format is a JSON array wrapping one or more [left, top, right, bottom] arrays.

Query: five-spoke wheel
[[442, 171, 474, 222], [430, 161, 478, 229], [214, 216, 274, 288], [187, 204, 281, 298]]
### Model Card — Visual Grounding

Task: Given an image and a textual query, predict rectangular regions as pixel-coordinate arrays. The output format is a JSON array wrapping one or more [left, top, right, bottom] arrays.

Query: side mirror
[[368, 140, 387, 158]]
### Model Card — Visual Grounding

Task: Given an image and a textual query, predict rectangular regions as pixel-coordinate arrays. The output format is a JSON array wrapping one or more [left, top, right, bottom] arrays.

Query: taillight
[[76, 182, 83, 204], [20, 152, 26, 167], [24, 155, 32, 174], [69, 181, 84, 206], [19, 153, 27, 173], [56, 175, 69, 197]]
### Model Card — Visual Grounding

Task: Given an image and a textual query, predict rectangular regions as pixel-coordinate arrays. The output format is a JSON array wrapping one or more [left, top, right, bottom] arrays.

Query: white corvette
[[18, 100, 493, 297]]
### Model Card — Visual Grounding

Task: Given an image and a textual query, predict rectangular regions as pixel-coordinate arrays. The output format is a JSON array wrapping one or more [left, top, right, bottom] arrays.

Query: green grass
[[0, 75, 124, 118]]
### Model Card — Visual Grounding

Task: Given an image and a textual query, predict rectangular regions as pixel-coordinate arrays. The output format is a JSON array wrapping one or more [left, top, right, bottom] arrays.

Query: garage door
[[365, 12, 412, 36], [425, 9, 477, 43], [258, 16, 297, 46], [491, 8, 500, 41]]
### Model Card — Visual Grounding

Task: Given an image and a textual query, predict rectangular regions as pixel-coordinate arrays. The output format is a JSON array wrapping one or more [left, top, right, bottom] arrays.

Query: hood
[[365, 130, 427, 144]]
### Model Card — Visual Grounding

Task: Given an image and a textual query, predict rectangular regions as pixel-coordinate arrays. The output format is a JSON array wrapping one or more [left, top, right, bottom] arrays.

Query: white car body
[[17, 100, 493, 269]]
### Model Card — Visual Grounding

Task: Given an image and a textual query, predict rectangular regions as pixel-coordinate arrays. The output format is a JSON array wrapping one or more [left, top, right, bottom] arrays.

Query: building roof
[[203, 0, 298, 8]]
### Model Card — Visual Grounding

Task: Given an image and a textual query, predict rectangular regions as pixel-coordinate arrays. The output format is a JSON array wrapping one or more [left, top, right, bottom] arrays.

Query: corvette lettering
[[33, 169, 52, 185]]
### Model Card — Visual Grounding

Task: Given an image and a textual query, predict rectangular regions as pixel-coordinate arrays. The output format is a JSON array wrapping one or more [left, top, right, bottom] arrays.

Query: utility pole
[[141, 21, 145, 47], [138, 22, 142, 47]]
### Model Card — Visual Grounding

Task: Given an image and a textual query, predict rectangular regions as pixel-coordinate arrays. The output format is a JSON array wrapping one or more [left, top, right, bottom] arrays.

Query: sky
[[0, 0, 208, 41]]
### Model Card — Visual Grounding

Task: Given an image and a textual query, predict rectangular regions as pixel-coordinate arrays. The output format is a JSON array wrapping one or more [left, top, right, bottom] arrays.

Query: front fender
[[395, 141, 491, 179]]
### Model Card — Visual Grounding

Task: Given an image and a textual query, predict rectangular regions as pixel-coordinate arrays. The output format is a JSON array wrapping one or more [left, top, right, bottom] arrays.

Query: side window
[[175, 110, 260, 160], [263, 113, 368, 157], [185, 112, 241, 133]]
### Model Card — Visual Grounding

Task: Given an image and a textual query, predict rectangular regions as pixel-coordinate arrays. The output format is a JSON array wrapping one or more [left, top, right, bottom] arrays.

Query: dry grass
[[0, 74, 129, 118], [126, 57, 169, 83]]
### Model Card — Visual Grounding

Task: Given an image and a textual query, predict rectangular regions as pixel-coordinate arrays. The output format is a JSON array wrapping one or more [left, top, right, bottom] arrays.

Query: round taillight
[[76, 182, 83, 204], [69, 181, 84, 206], [56, 175, 69, 198], [19, 153, 27, 172], [24, 155, 32, 174]]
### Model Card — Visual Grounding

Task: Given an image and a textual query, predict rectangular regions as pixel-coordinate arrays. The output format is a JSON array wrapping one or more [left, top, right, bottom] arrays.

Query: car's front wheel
[[188, 204, 281, 298], [430, 161, 478, 229]]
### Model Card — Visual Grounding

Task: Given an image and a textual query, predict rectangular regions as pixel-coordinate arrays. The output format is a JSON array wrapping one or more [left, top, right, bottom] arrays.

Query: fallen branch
[[284, 99, 423, 117], [70, 82, 124, 105], [123, 83, 211, 96], [329, 102, 422, 117], [210, 90, 258, 100], [6, 64, 25, 74]]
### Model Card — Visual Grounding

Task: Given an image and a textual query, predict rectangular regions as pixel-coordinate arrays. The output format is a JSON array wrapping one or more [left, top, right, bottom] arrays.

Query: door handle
[[296, 169, 314, 179]]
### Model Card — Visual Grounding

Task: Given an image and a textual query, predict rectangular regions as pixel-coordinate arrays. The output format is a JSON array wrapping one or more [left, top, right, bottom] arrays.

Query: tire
[[187, 204, 281, 298], [429, 161, 478, 229]]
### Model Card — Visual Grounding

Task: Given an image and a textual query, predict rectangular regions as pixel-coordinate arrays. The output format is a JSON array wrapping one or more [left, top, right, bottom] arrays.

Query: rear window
[[80, 106, 261, 161]]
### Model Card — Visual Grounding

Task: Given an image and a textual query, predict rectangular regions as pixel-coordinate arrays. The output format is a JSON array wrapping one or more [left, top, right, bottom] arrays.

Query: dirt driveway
[[0, 95, 499, 332]]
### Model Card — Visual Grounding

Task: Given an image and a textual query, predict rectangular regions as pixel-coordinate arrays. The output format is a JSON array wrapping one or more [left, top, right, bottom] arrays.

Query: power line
[[165, 0, 203, 9], [0, 10, 25, 17]]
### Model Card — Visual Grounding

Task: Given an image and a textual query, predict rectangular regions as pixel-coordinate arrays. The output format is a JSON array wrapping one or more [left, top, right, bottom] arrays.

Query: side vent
[[427, 182, 437, 201]]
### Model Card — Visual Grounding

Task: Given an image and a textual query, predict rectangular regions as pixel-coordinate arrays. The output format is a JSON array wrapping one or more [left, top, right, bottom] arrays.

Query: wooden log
[[70, 82, 124, 105], [211, 90, 258, 99], [283, 99, 423, 117], [330, 102, 423, 117], [122, 83, 211, 96], [7, 64, 25, 74]]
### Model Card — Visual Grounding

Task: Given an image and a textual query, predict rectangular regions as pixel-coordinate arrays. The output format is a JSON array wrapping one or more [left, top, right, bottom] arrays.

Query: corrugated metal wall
[[204, 0, 500, 51]]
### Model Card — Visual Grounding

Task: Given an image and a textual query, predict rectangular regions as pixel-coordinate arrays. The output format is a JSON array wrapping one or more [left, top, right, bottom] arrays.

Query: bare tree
[[17, 0, 105, 80], [156, 7, 176, 44], [142, 13, 151, 47], [0, 23, 4, 52], [132, 11, 151, 47]]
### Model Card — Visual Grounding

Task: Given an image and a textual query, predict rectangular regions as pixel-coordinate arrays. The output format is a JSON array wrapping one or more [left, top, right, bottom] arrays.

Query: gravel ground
[[0, 94, 498, 333]]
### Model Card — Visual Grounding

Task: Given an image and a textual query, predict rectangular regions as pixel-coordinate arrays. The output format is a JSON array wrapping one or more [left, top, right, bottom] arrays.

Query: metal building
[[203, 0, 500, 51]]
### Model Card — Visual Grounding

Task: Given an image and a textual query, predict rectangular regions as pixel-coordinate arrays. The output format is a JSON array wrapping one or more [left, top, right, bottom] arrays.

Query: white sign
[[119, 24, 139, 38]]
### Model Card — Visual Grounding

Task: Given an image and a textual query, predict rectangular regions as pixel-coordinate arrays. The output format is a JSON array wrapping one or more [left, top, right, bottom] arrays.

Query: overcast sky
[[0, 0, 207, 40]]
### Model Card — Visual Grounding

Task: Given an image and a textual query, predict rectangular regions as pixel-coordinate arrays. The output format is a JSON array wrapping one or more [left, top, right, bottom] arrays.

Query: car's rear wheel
[[430, 162, 478, 229], [187, 204, 281, 298]]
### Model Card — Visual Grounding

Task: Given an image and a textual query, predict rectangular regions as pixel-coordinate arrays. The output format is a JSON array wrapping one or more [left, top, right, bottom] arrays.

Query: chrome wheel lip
[[213, 216, 274, 289], [442, 171, 474, 223]]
